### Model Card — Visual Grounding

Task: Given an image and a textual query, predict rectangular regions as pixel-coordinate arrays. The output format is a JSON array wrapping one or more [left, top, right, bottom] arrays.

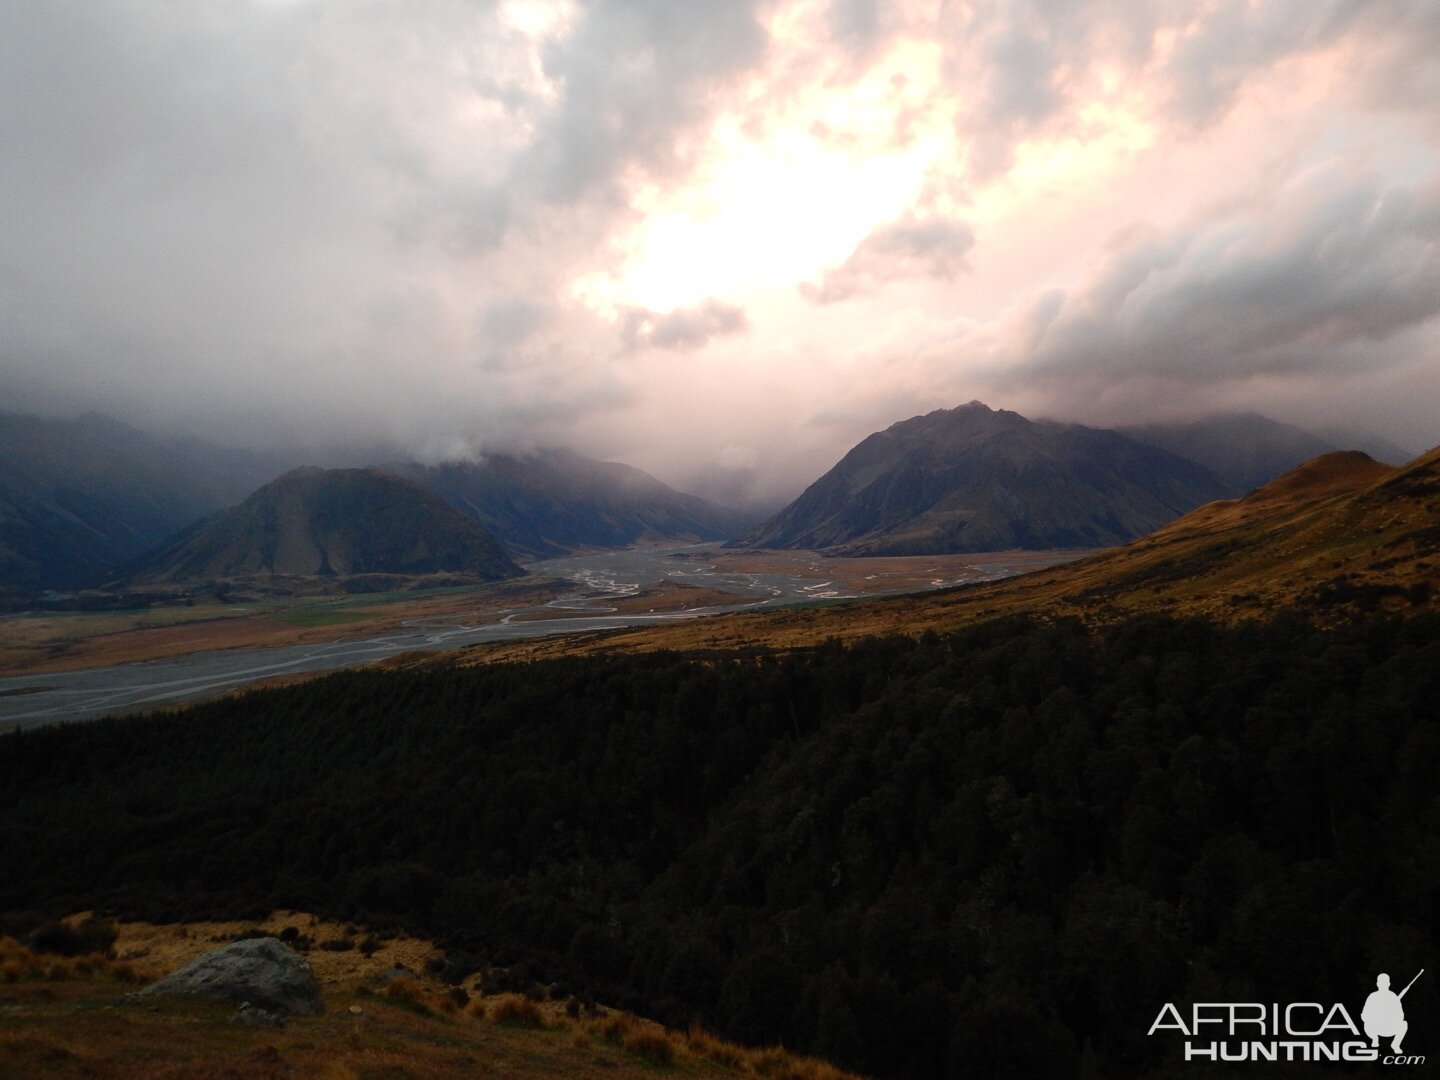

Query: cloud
[[801, 215, 974, 303], [507, 0, 771, 208], [1, 0, 1438, 500], [1006, 167, 1440, 381], [620, 299, 750, 351]]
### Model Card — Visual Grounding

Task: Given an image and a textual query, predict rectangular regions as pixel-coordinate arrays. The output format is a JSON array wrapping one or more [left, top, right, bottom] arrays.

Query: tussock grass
[[484, 992, 548, 1028], [0, 925, 869, 1079], [0, 936, 150, 985]]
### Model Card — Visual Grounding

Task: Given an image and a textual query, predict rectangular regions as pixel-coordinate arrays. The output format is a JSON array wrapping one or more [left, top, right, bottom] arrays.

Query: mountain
[[0, 412, 287, 597], [394, 449, 750, 560], [122, 467, 523, 582], [738, 401, 1235, 555], [1120, 412, 1349, 491]]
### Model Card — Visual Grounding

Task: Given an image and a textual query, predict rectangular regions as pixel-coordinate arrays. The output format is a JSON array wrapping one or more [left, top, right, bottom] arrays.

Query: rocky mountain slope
[[739, 401, 1234, 555]]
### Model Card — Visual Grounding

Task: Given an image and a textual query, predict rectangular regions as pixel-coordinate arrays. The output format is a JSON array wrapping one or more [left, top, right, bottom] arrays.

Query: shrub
[[486, 993, 546, 1028], [621, 1028, 676, 1066], [26, 917, 117, 958]]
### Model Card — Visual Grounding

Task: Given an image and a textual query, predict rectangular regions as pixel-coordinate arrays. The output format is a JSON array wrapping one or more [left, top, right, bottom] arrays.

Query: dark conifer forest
[[3, 614, 1438, 1077]]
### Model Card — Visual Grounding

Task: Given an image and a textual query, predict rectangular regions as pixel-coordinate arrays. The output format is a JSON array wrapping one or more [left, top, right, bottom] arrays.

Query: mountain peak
[[741, 404, 1233, 555], [122, 467, 522, 582]]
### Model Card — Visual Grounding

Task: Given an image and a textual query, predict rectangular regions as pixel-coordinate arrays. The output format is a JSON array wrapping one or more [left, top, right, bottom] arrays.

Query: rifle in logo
[[1363, 969, 1423, 1054]]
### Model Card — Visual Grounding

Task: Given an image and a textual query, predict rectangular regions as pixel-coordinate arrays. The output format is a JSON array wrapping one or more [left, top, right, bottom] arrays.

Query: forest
[[2, 612, 1437, 1078]]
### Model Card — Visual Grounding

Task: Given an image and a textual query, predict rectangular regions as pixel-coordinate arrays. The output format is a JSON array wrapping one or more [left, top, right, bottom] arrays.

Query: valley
[[0, 544, 1075, 729]]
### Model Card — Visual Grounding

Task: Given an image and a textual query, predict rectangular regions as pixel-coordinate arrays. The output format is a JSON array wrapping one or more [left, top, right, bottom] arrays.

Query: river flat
[[0, 544, 1084, 730]]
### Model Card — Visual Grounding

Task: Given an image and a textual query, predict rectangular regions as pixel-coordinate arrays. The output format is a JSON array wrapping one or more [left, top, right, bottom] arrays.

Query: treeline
[[2, 614, 1437, 1077]]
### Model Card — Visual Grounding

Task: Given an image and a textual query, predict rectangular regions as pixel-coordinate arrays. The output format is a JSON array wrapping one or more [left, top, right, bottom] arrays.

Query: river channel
[[0, 544, 1049, 730]]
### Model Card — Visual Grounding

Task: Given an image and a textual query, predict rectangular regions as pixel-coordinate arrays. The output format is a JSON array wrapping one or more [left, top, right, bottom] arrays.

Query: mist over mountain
[[0, 412, 287, 597], [121, 467, 522, 583], [740, 401, 1235, 555], [393, 449, 754, 560], [1118, 413, 1340, 492], [0, 411, 756, 602], [1311, 426, 1419, 468]]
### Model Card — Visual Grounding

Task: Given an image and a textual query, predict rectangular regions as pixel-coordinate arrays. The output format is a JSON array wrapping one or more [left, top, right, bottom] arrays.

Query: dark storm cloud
[[620, 299, 750, 351], [989, 168, 1440, 397], [801, 216, 974, 304]]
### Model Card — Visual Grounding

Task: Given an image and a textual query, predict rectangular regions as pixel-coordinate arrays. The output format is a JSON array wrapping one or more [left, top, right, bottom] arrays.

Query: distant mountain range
[[392, 449, 751, 560], [0, 406, 1421, 599], [739, 401, 1236, 554], [0, 412, 747, 599], [122, 467, 522, 583]]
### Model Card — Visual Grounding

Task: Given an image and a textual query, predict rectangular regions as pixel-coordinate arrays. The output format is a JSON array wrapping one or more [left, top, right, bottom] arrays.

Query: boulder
[[227, 1001, 285, 1028], [136, 937, 323, 1016]]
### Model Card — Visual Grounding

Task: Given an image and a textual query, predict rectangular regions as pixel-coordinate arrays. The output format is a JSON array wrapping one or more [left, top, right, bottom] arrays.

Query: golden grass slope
[[1, 916, 861, 1080], [457, 446, 1440, 664]]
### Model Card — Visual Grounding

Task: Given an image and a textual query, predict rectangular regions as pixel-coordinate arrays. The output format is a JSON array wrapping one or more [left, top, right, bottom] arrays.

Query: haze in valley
[[2, 0, 1438, 508]]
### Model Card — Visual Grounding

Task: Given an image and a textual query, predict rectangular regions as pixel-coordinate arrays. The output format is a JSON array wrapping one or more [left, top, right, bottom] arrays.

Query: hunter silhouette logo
[[1364, 970, 1422, 1055], [1148, 968, 1426, 1065]]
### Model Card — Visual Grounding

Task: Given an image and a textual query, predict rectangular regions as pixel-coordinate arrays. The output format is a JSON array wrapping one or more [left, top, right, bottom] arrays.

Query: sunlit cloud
[[2, 0, 1438, 505]]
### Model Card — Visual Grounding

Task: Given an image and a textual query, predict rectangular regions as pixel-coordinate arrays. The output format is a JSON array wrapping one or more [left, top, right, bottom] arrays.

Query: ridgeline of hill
[[738, 401, 1234, 556], [120, 467, 523, 583]]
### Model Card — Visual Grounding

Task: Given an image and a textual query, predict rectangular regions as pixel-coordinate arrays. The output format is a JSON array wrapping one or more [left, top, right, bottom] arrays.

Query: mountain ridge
[[739, 401, 1236, 555]]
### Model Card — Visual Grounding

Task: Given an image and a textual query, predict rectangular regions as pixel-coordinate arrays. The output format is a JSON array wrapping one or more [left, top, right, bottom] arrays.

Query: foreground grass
[[0, 934, 861, 1080]]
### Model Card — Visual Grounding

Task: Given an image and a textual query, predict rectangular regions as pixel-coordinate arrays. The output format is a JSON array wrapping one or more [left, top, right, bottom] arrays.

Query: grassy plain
[[0, 580, 569, 677]]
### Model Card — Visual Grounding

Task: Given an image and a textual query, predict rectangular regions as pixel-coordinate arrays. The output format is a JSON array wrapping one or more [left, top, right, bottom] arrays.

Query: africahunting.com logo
[[1149, 969, 1425, 1065]]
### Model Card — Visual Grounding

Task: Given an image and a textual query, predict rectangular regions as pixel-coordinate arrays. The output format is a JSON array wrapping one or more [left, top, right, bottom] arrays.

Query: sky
[[2, 0, 1438, 506]]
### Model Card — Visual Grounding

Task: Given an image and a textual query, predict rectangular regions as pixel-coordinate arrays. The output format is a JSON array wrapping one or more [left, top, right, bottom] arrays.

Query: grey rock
[[227, 1001, 285, 1028], [136, 937, 323, 1016]]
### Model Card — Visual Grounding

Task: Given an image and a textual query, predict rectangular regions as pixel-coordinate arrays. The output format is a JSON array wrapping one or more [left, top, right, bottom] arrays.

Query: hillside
[[739, 401, 1233, 555], [978, 446, 1436, 625], [122, 467, 523, 582], [3, 614, 1438, 1077], [394, 449, 750, 560]]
